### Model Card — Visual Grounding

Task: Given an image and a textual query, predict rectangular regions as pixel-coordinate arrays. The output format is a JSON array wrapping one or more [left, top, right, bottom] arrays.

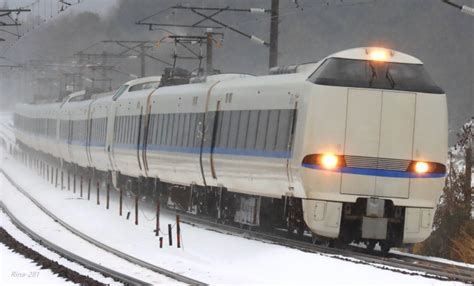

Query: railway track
[[0, 202, 147, 286], [0, 169, 207, 286], [169, 208, 474, 284]]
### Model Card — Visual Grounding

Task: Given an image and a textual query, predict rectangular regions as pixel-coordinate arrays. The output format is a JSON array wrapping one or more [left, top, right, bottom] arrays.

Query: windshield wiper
[[368, 62, 377, 87], [385, 65, 396, 89]]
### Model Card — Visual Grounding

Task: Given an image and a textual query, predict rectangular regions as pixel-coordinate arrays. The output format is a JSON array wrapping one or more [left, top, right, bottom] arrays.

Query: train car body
[[110, 79, 161, 178], [298, 49, 447, 245], [13, 48, 448, 249]]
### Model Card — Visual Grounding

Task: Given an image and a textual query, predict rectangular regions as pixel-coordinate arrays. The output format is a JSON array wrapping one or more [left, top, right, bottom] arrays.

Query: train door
[[199, 81, 222, 186], [106, 102, 119, 171], [67, 111, 73, 162], [85, 101, 94, 167], [87, 107, 96, 167], [136, 103, 146, 177], [55, 109, 61, 158], [209, 100, 221, 180], [286, 101, 299, 192], [140, 91, 155, 177]]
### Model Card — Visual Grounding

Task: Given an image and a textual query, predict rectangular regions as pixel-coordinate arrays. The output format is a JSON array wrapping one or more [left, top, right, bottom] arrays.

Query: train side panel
[[88, 98, 112, 172], [203, 75, 305, 198], [144, 84, 208, 186], [110, 90, 150, 178]]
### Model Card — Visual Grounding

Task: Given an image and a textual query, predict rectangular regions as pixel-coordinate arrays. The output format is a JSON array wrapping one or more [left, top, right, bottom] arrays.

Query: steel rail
[[0, 202, 150, 286], [0, 169, 207, 286]]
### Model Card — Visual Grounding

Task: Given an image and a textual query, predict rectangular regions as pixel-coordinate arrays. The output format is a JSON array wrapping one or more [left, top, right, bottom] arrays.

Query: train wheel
[[366, 241, 376, 252], [381, 242, 391, 256], [286, 225, 295, 238], [323, 239, 335, 248], [296, 223, 305, 238], [311, 233, 319, 244]]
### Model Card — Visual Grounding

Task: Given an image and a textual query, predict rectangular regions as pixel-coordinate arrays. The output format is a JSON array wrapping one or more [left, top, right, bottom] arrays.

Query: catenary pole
[[269, 0, 279, 68]]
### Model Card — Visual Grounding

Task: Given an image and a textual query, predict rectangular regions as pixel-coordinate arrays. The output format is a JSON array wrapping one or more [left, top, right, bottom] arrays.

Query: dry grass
[[449, 223, 474, 264]]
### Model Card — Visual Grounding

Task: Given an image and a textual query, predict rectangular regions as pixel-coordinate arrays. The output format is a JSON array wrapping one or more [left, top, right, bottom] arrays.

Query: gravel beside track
[[0, 226, 104, 285]]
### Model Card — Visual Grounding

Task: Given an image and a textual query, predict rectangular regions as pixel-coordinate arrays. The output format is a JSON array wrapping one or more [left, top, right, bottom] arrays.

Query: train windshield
[[128, 81, 160, 92], [112, 84, 129, 101], [308, 58, 444, 94]]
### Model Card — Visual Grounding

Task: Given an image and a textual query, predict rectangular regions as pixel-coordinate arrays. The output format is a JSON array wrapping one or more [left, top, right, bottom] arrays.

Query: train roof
[[124, 76, 161, 86], [326, 47, 423, 64], [267, 47, 423, 76], [190, 73, 255, 84], [15, 48, 427, 112]]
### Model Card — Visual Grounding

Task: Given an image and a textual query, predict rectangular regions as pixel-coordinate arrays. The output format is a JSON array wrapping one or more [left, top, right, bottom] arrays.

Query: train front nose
[[300, 84, 447, 244], [299, 51, 449, 245], [340, 88, 416, 198]]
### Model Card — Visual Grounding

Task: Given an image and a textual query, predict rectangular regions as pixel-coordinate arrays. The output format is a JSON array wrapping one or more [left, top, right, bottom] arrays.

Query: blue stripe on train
[[302, 163, 445, 179], [147, 145, 290, 158], [75, 141, 291, 159]]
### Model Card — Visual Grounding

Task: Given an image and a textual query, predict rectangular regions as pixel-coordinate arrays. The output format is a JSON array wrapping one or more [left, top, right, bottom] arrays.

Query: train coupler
[[362, 198, 387, 240]]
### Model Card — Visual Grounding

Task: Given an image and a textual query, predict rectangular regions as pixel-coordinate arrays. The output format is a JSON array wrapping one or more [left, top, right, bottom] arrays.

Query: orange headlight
[[366, 48, 393, 62], [302, 153, 346, 170], [320, 154, 339, 169], [414, 162, 430, 174]]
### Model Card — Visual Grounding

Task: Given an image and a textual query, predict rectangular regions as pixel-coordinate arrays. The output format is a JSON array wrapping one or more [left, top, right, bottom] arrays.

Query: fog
[[0, 0, 472, 142]]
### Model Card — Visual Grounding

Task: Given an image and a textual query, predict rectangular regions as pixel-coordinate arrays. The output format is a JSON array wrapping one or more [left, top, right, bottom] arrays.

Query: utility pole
[[101, 51, 108, 91], [140, 43, 146, 77], [77, 51, 85, 90], [465, 118, 473, 217], [269, 0, 279, 68], [206, 30, 213, 74]]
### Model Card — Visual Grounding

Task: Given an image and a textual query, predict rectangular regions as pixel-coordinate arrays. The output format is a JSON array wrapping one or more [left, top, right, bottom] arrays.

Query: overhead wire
[[203, 0, 378, 60], [1, 0, 88, 56], [231, 0, 378, 30], [132, 0, 378, 62], [137, 7, 172, 23]]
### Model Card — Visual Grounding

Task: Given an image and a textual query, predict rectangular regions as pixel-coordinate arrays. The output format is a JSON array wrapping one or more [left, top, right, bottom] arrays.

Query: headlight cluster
[[302, 153, 446, 175], [406, 161, 446, 175], [302, 153, 346, 170]]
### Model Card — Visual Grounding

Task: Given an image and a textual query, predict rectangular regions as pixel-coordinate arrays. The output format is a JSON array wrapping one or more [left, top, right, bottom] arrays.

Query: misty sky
[[0, 0, 472, 143]]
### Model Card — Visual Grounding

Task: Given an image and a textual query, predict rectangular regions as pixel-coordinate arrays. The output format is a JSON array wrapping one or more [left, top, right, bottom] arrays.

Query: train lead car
[[14, 47, 448, 253]]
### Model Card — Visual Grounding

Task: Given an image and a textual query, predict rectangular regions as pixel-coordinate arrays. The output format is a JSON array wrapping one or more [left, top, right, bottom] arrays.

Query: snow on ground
[[0, 112, 14, 138], [1, 211, 121, 285], [0, 171, 182, 285], [0, 243, 74, 285], [0, 150, 468, 285]]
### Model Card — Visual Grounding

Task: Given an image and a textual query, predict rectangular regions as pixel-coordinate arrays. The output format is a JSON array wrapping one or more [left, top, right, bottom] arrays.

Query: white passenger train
[[14, 48, 448, 251]]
